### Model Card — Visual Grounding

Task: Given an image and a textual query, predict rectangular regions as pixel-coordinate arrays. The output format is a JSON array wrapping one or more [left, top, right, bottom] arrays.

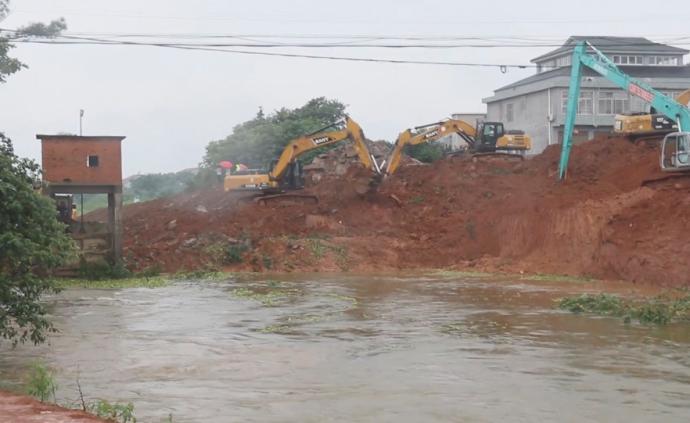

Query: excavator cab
[[267, 159, 305, 191], [278, 161, 305, 190], [660, 132, 690, 172], [475, 122, 505, 152]]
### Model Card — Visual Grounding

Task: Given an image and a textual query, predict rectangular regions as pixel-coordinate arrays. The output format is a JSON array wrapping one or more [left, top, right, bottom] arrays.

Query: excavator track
[[641, 173, 690, 189], [627, 134, 665, 146], [471, 151, 525, 162], [255, 193, 319, 206]]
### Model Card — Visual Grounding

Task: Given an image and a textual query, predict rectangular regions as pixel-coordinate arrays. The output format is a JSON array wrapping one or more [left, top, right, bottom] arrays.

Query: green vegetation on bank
[[558, 293, 690, 324], [23, 361, 137, 422], [55, 276, 169, 290], [25, 363, 57, 403], [55, 264, 235, 289], [519, 273, 595, 283]]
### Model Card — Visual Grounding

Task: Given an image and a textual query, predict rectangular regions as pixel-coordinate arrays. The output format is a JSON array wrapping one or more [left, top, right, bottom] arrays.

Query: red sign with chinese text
[[628, 83, 655, 103]]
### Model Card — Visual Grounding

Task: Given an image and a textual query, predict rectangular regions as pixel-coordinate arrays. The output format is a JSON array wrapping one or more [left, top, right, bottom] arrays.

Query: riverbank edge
[[0, 389, 108, 422], [53, 267, 600, 289]]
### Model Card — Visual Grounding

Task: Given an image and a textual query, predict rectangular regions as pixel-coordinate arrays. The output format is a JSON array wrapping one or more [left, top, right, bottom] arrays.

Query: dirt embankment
[[92, 136, 690, 286], [0, 390, 107, 422]]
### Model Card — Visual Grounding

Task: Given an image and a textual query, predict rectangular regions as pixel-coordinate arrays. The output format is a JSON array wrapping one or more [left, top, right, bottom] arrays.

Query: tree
[[1, 2, 70, 345], [405, 142, 446, 163], [0, 1, 66, 82], [0, 135, 75, 345], [202, 97, 347, 170]]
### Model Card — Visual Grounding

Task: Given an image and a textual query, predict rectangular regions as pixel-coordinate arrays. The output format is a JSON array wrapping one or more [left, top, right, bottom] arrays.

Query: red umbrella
[[219, 160, 233, 169]]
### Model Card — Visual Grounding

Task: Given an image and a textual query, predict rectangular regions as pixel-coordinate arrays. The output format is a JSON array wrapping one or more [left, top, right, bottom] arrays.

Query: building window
[[506, 103, 514, 122], [540, 59, 556, 71], [578, 91, 593, 115], [562, 90, 594, 115], [598, 91, 629, 114], [612, 55, 643, 65], [556, 55, 571, 67], [87, 155, 99, 167], [649, 56, 680, 66]]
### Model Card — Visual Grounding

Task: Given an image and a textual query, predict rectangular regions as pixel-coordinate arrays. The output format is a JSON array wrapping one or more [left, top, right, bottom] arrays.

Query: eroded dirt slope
[[90, 136, 690, 286]]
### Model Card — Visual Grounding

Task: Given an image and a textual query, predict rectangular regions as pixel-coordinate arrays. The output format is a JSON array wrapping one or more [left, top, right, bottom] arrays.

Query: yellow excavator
[[224, 116, 381, 204], [384, 119, 531, 176], [614, 89, 690, 142]]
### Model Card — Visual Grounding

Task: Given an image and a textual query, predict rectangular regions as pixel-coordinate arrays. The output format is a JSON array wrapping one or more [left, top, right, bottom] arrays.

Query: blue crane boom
[[558, 41, 690, 179]]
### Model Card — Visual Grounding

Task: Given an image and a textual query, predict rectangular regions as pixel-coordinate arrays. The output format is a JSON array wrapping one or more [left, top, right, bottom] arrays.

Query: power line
[[9, 32, 690, 49], [6, 29, 690, 69], [13, 38, 537, 68], [10, 8, 690, 25], [4, 29, 690, 49]]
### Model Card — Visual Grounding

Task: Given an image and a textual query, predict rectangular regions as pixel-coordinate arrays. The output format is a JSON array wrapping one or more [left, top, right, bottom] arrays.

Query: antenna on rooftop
[[79, 109, 84, 136]]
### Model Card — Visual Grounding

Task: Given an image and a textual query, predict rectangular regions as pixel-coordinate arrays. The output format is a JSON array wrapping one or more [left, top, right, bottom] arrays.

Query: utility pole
[[79, 109, 85, 232]]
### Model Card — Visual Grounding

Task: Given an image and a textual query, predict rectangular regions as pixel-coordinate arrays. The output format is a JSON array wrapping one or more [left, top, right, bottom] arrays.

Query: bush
[[89, 400, 136, 423], [25, 362, 57, 403], [405, 142, 446, 163], [78, 260, 132, 280], [204, 241, 249, 265]]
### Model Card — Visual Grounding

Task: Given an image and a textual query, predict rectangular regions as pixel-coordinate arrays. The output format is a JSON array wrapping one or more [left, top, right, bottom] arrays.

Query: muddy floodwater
[[1, 273, 689, 422]]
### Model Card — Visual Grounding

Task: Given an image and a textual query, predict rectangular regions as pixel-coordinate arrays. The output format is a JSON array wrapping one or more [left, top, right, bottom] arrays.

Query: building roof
[[494, 64, 690, 92], [531, 36, 688, 63], [36, 135, 126, 141]]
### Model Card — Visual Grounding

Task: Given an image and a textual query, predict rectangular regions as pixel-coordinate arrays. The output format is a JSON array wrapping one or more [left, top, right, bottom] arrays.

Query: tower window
[[87, 155, 99, 167]]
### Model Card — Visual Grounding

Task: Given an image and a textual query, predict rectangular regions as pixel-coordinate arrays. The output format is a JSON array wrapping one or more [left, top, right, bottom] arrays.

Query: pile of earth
[[303, 139, 421, 185], [88, 135, 689, 286]]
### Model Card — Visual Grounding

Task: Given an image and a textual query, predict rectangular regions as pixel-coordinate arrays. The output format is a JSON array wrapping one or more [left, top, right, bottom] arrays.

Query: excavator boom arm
[[269, 116, 376, 180], [559, 41, 690, 179], [385, 119, 476, 175]]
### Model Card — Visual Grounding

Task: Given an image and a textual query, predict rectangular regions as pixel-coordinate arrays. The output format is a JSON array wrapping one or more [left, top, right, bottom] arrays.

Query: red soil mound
[[0, 390, 106, 422], [91, 136, 690, 286]]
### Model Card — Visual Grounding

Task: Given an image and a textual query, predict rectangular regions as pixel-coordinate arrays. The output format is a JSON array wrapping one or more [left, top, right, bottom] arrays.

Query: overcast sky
[[2, 0, 689, 176]]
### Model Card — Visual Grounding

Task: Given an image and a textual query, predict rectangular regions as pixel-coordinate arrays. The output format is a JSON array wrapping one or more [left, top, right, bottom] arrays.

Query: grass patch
[[558, 293, 690, 325], [54, 276, 168, 289], [520, 273, 596, 283], [304, 239, 350, 269], [56, 269, 233, 289], [78, 261, 133, 280], [307, 239, 327, 259], [430, 269, 492, 279], [170, 269, 229, 281], [231, 282, 301, 307], [409, 195, 425, 205], [331, 245, 350, 271], [204, 241, 249, 265], [87, 400, 136, 423], [257, 324, 295, 334]]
